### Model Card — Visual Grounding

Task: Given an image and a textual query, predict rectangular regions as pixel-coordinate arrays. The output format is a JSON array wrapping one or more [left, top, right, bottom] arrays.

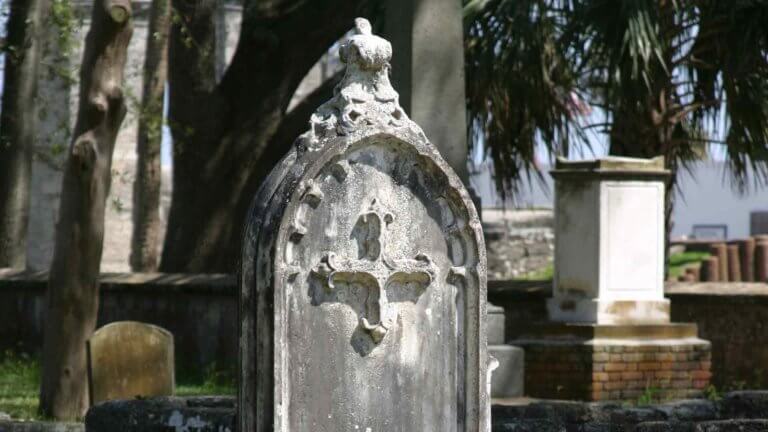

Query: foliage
[[464, 0, 589, 198], [176, 362, 236, 397], [667, 250, 709, 278], [705, 384, 722, 401], [464, 0, 768, 196], [636, 385, 661, 406]]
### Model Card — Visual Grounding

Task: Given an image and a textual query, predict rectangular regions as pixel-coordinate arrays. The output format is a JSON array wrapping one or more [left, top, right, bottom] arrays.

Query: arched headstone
[[87, 321, 174, 405], [239, 18, 488, 432]]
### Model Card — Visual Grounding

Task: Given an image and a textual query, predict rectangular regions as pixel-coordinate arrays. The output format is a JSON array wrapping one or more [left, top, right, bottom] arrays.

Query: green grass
[[0, 352, 235, 421], [0, 351, 40, 420], [518, 263, 554, 280], [668, 251, 710, 279], [176, 363, 236, 397]]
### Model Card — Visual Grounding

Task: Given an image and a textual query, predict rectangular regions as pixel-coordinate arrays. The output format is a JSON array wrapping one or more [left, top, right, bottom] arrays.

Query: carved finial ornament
[[299, 18, 424, 149]]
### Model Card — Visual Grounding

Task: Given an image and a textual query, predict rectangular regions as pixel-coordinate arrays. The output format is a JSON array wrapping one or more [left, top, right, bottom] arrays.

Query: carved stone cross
[[312, 199, 435, 345]]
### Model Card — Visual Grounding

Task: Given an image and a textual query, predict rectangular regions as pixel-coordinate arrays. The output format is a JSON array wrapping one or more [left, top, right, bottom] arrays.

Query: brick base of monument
[[510, 323, 712, 401]]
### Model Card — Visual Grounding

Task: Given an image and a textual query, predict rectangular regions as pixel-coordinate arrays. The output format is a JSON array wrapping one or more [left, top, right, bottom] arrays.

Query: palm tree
[[465, 0, 768, 196]]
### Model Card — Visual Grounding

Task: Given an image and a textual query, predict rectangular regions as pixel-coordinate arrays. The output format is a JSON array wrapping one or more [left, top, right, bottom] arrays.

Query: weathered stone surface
[[84, 397, 234, 432], [548, 156, 671, 325], [0, 421, 84, 432], [633, 422, 691, 432], [489, 345, 524, 399], [78, 394, 768, 432], [491, 419, 562, 432], [720, 391, 768, 419], [490, 394, 768, 431], [694, 420, 768, 431], [483, 209, 554, 280], [239, 18, 487, 432], [87, 321, 174, 405], [488, 303, 506, 344]]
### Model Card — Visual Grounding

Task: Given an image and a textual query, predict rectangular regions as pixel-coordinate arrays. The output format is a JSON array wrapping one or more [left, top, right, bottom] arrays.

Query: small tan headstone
[[87, 321, 174, 405]]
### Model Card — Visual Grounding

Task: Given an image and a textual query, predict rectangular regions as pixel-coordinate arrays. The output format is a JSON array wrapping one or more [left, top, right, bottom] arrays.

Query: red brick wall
[[521, 341, 711, 401]]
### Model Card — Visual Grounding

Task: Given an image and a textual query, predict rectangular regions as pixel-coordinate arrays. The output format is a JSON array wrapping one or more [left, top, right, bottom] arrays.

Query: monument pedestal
[[511, 323, 711, 401], [525, 157, 712, 401], [547, 298, 671, 325]]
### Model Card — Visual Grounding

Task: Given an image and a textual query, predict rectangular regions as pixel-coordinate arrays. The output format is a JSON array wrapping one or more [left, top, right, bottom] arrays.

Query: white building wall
[[471, 160, 768, 240]]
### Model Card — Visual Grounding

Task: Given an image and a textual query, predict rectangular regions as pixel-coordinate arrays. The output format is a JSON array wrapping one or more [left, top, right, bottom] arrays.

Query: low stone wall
[[667, 282, 768, 389], [483, 209, 554, 279], [492, 391, 768, 431], [79, 392, 768, 432], [0, 271, 236, 371], [3, 271, 768, 390], [0, 421, 84, 432], [491, 280, 768, 393]]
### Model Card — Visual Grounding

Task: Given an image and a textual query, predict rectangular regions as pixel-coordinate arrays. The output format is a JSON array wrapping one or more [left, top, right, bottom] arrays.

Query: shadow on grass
[[0, 351, 235, 421]]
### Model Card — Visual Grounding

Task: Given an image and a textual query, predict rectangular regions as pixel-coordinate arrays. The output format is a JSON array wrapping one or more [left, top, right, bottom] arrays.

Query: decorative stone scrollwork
[[299, 18, 425, 150], [312, 199, 435, 346]]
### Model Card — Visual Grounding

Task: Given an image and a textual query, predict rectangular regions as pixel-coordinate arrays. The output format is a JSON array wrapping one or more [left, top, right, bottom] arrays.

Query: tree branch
[[270, 70, 342, 151]]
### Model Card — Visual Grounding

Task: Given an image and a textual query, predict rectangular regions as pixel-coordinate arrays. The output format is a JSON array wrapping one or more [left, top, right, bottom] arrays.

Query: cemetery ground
[[519, 250, 710, 281], [0, 351, 235, 421]]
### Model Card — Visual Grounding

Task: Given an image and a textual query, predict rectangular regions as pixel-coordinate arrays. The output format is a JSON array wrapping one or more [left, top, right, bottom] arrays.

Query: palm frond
[[465, 0, 588, 200]]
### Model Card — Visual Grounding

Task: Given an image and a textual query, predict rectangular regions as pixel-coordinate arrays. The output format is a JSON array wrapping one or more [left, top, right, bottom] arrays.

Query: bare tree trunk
[[0, 0, 49, 268], [39, 0, 133, 420], [159, 0, 381, 273], [131, 0, 170, 272]]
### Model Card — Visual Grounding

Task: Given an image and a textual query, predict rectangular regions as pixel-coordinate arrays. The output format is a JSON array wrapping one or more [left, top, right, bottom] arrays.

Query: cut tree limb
[[39, 0, 133, 420]]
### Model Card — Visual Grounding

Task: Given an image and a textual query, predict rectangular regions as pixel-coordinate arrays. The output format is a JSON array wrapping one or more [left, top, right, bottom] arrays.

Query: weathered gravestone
[[87, 321, 174, 405], [240, 18, 489, 432]]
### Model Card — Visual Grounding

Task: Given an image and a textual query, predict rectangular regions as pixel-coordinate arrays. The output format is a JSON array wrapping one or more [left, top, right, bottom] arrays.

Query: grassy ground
[[517, 263, 554, 280], [0, 352, 235, 421], [0, 352, 39, 420], [517, 251, 710, 281]]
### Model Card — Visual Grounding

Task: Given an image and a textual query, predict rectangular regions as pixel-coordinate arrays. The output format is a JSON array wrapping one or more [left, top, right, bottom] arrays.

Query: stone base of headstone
[[0, 421, 84, 432], [85, 397, 234, 432], [489, 345, 524, 399], [547, 298, 671, 325], [488, 304, 525, 399], [510, 323, 711, 402]]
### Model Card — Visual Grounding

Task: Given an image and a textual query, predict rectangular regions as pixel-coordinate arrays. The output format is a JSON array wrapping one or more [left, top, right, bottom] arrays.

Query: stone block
[[488, 303, 506, 344], [695, 420, 768, 431], [87, 321, 174, 405], [84, 397, 235, 432], [0, 422, 84, 432], [490, 345, 524, 399], [720, 391, 768, 419], [549, 157, 670, 325]]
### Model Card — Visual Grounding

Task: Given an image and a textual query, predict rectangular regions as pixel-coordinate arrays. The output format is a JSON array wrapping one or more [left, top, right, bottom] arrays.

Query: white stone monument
[[239, 19, 489, 432], [547, 156, 671, 324]]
